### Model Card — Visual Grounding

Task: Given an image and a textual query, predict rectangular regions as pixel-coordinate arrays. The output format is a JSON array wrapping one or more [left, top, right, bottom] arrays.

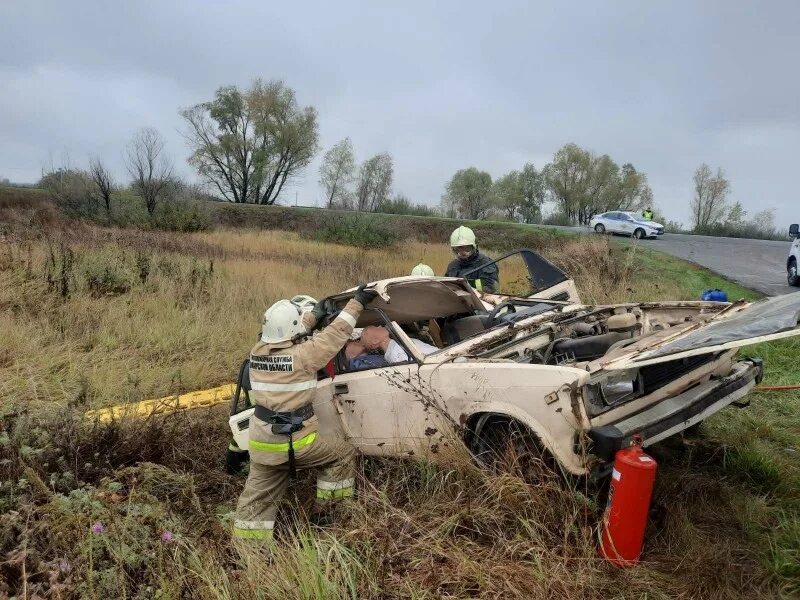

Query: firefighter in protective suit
[[445, 226, 499, 292], [233, 285, 376, 541]]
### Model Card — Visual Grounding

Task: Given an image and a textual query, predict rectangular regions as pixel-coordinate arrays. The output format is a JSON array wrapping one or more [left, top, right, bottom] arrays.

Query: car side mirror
[[790, 223, 799, 238]]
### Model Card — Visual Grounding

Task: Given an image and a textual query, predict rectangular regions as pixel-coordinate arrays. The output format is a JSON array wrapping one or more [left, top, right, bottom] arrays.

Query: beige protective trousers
[[233, 430, 355, 540]]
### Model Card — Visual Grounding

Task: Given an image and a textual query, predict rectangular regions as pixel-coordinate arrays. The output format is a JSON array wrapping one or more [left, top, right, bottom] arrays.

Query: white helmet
[[290, 295, 317, 311], [261, 296, 318, 343], [450, 225, 476, 249], [411, 263, 435, 277]]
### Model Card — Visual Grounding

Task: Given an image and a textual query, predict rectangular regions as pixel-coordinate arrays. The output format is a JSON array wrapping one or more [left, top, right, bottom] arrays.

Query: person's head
[[361, 325, 390, 352], [450, 226, 477, 263], [345, 340, 366, 361], [411, 263, 435, 277], [260, 295, 318, 343]]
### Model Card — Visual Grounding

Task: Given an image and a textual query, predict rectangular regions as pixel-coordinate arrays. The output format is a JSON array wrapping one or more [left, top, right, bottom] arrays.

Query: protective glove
[[225, 446, 249, 475], [311, 299, 327, 322], [354, 283, 378, 306]]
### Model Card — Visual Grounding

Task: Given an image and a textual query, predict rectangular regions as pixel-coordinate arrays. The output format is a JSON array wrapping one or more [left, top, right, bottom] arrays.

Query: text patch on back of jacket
[[251, 355, 294, 372]]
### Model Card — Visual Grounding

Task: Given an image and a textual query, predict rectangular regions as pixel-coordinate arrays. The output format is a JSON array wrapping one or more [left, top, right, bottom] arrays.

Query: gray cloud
[[1, 0, 798, 228]]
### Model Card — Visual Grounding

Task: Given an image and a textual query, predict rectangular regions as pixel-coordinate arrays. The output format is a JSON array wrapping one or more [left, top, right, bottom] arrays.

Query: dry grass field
[[1, 207, 798, 599]]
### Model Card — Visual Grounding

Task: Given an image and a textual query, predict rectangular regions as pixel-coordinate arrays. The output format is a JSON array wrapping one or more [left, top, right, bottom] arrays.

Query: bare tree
[[125, 128, 174, 215], [88, 157, 115, 211], [355, 153, 393, 212], [691, 164, 730, 231], [319, 138, 356, 208]]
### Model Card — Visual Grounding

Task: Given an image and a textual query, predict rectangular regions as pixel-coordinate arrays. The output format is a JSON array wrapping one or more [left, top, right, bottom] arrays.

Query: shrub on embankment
[[0, 186, 567, 251]]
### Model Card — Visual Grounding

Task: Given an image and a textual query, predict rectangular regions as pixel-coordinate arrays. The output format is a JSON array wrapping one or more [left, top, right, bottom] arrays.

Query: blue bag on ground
[[701, 289, 728, 302]]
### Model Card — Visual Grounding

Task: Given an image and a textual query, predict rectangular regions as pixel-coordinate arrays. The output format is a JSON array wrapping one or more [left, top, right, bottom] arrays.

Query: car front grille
[[640, 354, 715, 394]]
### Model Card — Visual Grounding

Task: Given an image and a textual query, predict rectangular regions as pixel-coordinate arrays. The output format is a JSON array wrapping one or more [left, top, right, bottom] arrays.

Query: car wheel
[[594, 224, 605, 234], [468, 415, 555, 483], [789, 259, 800, 287], [633, 228, 645, 240]]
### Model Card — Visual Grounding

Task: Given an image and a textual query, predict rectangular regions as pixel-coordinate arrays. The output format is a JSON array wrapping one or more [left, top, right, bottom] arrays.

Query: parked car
[[788, 223, 799, 287], [230, 250, 800, 478], [590, 211, 665, 239]]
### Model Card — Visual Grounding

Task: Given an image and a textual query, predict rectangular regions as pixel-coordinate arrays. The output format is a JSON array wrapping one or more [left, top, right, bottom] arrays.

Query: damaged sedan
[[230, 249, 800, 477]]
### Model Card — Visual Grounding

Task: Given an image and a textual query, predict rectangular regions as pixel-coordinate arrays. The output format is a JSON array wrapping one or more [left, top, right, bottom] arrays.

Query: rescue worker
[[233, 284, 377, 541], [225, 295, 318, 476], [642, 208, 654, 221], [411, 263, 435, 276], [444, 226, 499, 292]]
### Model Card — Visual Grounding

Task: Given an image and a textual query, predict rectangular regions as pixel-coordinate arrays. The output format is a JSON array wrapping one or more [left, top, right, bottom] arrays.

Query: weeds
[[2, 203, 799, 597]]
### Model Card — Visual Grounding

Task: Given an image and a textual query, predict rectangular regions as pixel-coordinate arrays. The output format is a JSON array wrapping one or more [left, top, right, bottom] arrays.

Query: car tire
[[633, 228, 645, 240], [789, 258, 800, 287], [594, 224, 605, 234], [468, 414, 554, 482]]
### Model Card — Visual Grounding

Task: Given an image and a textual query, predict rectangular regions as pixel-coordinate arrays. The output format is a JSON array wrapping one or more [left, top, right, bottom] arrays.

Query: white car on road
[[789, 223, 799, 287], [590, 211, 665, 240]]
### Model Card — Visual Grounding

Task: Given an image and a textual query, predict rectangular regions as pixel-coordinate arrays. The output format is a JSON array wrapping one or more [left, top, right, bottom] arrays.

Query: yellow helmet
[[450, 225, 476, 249], [411, 263, 435, 276]]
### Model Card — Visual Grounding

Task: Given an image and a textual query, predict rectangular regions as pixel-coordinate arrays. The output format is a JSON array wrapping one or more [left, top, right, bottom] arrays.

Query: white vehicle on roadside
[[590, 211, 665, 240], [789, 223, 800, 287]]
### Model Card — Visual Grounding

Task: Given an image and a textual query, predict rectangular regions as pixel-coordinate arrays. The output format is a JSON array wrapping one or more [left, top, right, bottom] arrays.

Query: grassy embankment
[[1, 188, 798, 598]]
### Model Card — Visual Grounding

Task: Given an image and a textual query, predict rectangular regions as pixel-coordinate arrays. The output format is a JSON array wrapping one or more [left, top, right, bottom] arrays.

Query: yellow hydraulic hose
[[85, 383, 235, 423]]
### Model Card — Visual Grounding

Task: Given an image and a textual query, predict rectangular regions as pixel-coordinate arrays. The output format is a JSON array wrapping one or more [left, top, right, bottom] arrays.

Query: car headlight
[[598, 369, 642, 405]]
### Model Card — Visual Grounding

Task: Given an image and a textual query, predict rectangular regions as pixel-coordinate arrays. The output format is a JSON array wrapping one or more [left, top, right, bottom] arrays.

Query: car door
[[331, 322, 427, 456], [602, 212, 618, 234], [617, 213, 635, 235]]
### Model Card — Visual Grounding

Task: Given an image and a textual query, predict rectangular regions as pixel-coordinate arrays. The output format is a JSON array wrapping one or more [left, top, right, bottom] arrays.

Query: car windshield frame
[[460, 248, 571, 297]]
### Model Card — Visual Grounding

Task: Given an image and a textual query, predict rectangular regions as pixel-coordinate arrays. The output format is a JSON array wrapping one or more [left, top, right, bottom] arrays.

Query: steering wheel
[[487, 301, 517, 326]]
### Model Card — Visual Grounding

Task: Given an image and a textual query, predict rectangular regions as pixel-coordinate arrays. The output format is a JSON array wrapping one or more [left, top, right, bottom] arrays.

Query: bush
[[152, 198, 211, 232], [542, 212, 574, 226], [307, 213, 398, 248], [378, 196, 438, 217], [81, 251, 137, 296]]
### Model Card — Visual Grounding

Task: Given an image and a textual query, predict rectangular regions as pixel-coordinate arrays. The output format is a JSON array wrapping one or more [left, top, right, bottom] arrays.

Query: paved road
[[543, 225, 797, 296]]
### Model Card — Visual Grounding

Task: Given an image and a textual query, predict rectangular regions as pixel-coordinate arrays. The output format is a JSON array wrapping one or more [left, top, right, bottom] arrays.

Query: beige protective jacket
[[247, 299, 363, 465]]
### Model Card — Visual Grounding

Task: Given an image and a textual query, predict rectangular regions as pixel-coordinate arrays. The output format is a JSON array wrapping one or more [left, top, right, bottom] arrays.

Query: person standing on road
[[445, 226, 499, 292], [233, 284, 377, 542], [642, 208, 654, 221]]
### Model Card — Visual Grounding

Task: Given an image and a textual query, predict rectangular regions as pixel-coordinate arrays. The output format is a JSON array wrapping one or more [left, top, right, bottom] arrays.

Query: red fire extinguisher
[[599, 435, 657, 566]]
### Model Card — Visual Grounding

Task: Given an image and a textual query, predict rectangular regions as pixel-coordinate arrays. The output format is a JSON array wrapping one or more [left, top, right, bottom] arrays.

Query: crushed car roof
[[332, 276, 487, 327]]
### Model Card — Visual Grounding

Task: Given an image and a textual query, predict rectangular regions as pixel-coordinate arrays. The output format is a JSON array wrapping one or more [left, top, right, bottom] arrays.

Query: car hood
[[599, 293, 800, 369]]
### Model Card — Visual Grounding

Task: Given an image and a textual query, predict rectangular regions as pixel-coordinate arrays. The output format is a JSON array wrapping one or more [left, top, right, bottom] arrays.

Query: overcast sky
[[1, 1, 798, 227]]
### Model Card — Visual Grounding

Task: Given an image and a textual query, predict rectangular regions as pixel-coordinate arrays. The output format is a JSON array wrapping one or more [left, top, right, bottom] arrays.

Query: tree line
[[29, 75, 785, 238], [439, 144, 653, 225], [689, 164, 780, 239]]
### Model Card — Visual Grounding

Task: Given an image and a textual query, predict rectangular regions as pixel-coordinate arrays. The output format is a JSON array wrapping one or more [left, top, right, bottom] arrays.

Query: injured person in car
[[360, 325, 438, 363], [345, 340, 388, 370]]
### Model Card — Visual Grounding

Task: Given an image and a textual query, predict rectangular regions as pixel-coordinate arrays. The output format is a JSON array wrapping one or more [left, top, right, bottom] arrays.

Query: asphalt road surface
[[545, 226, 797, 296]]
